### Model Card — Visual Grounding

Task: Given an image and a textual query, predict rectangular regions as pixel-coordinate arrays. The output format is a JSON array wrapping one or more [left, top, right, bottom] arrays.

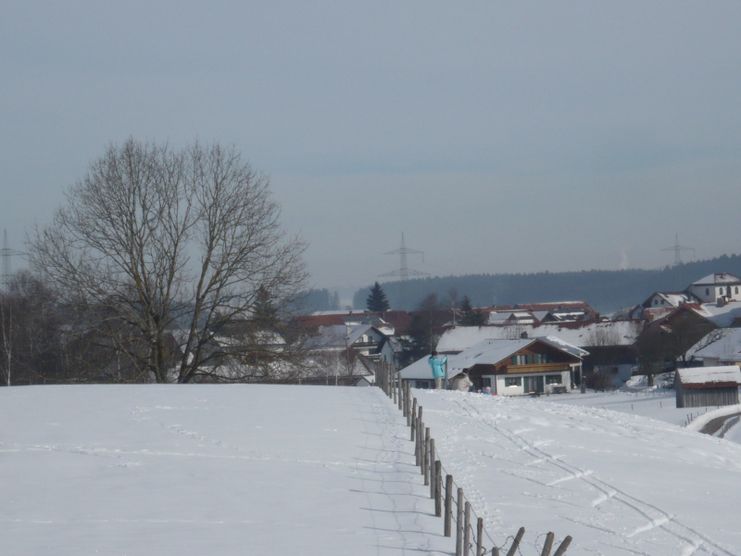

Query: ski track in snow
[[431, 394, 737, 556]]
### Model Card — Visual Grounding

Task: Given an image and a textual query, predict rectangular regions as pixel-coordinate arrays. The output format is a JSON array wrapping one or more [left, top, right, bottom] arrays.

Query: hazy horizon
[[3, 1, 741, 291]]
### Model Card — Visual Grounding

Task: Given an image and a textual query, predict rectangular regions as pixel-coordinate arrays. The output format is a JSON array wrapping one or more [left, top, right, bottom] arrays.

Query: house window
[[706, 288, 710, 296], [546, 374, 562, 385], [505, 377, 521, 387], [736, 287, 739, 294]]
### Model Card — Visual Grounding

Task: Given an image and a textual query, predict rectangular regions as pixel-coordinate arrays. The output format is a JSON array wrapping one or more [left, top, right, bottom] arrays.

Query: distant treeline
[[351, 253, 741, 313]]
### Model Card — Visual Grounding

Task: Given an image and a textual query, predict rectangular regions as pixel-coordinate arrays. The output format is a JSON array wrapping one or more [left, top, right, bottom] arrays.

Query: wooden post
[[540, 532, 555, 556], [416, 406, 423, 467], [435, 461, 442, 516], [411, 398, 417, 440], [415, 420, 422, 467], [444, 474, 453, 537], [505, 527, 525, 556], [423, 428, 430, 483], [492, 548, 500, 556], [553, 536, 572, 556], [476, 517, 484, 556], [429, 439, 436, 498], [464, 501, 471, 556], [456, 488, 464, 556]]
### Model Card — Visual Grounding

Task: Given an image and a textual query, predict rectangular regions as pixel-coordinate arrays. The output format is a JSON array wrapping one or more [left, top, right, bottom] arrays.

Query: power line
[[1, 229, 27, 289], [660, 232, 694, 266]]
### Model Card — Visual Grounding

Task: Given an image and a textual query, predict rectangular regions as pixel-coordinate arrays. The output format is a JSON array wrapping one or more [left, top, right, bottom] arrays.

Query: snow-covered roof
[[437, 321, 642, 352], [304, 324, 382, 350], [692, 273, 741, 286], [692, 301, 741, 327], [676, 366, 741, 386], [686, 328, 741, 362]]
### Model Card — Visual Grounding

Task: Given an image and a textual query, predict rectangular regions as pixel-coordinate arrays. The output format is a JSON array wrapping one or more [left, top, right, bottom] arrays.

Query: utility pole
[[1, 229, 26, 290], [660, 233, 694, 266], [380, 233, 427, 308]]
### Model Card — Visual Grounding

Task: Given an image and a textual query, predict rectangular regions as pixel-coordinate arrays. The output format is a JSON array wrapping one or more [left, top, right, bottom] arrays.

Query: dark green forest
[[351, 253, 741, 313]]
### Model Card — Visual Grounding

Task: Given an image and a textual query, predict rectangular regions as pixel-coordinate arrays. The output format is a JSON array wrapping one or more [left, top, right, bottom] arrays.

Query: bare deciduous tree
[[31, 139, 306, 383]]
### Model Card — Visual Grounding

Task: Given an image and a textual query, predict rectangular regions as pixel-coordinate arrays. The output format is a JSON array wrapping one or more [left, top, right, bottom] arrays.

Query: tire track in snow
[[450, 396, 736, 556]]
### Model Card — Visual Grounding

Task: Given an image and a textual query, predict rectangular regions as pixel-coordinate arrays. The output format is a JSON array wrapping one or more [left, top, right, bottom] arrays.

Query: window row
[[510, 353, 550, 365]]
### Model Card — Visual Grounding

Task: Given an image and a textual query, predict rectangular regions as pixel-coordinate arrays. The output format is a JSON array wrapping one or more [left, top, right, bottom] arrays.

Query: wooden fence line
[[372, 362, 573, 555]]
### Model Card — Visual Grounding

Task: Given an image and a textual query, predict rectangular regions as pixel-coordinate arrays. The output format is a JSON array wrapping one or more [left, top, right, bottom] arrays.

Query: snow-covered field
[[416, 389, 741, 555], [3, 384, 741, 555], [0, 385, 451, 555]]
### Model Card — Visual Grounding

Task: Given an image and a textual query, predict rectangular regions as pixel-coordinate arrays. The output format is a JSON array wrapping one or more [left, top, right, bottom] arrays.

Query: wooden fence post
[[492, 548, 500, 556], [423, 428, 430, 484], [476, 517, 484, 556], [435, 461, 442, 516], [540, 532, 555, 556], [553, 536, 572, 556], [411, 398, 417, 440], [429, 439, 436, 498], [456, 488, 464, 556], [444, 474, 453, 537], [464, 501, 471, 556], [505, 527, 525, 556]]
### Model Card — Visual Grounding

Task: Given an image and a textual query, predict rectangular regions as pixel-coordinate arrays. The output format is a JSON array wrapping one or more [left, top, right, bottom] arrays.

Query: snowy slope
[[415, 389, 741, 555], [4, 384, 741, 555], [0, 385, 451, 556]]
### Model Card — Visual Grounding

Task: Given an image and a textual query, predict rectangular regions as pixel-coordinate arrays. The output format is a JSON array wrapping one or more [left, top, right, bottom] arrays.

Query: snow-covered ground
[[0, 385, 451, 556], [4, 384, 741, 555], [415, 389, 741, 555]]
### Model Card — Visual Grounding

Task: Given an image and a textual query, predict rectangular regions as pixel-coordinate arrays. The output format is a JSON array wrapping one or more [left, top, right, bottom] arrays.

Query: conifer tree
[[366, 282, 390, 312], [459, 295, 486, 326]]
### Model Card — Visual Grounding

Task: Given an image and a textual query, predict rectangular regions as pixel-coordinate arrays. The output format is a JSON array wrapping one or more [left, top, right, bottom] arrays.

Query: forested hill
[[352, 253, 741, 313]]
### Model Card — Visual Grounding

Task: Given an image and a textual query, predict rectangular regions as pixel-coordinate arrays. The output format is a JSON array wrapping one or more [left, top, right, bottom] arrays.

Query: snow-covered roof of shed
[[692, 273, 741, 286], [676, 366, 741, 385], [437, 321, 641, 352]]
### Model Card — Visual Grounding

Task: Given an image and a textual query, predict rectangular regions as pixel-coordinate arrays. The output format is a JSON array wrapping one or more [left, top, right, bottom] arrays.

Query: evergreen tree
[[366, 282, 390, 312], [253, 286, 278, 330], [459, 295, 486, 326]]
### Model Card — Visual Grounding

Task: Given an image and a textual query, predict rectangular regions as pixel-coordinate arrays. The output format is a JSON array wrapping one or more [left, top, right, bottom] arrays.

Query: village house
[[675, 366, 741, 408], [436, 320, 641, 388], [398, 336, 587, 395], [687, 273, 741, 304]]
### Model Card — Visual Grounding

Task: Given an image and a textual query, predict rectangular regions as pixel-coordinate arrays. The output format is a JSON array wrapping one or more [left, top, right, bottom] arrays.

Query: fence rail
[[373, 362, 573, 555]]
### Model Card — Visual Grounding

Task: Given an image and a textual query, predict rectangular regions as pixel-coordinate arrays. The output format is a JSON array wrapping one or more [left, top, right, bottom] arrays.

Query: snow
[[415, 389, 741, 555], [694, 301, 741, 328], [687, 328, 741, 363], [677, 366, 741, 385], [0, 385, 452, 556], [5, 384, 741, 555], [693, 273, 741, 286], [437, 321, 642, 352]]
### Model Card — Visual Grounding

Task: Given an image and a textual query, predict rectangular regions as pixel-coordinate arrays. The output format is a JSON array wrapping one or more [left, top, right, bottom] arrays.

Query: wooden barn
[[675, 366, 741, 408]]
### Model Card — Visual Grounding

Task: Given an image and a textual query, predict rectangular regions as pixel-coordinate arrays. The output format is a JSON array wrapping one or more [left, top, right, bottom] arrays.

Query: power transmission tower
[[380, 233, 427, 309], [661, 233, 694, 266], [1, 229, 26, 290]]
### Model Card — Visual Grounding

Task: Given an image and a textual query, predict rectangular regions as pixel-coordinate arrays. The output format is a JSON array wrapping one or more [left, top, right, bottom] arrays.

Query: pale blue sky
[[2, 1, 741, 289]]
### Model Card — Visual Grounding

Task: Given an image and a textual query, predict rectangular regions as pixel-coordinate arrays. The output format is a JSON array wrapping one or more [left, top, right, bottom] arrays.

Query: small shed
[[675, 366, 741, 408]]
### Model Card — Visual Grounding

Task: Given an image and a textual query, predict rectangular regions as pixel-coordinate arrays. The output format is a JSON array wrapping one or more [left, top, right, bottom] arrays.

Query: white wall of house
[[489, 370, 571, 396], [689, 283, 741, 303]]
